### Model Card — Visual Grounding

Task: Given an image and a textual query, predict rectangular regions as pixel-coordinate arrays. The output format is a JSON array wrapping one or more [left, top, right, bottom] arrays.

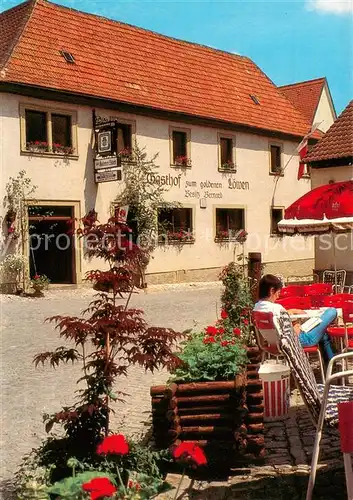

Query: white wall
[[313, 84, 336, 133], [1, 92, 314, 281]]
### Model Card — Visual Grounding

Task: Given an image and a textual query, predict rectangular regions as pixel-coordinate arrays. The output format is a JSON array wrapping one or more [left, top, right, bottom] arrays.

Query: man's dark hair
[[258, 274, 283, 299]]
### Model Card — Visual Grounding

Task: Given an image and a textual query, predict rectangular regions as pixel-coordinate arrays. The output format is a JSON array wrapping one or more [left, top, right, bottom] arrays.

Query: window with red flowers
[[158, 207, 194, 243], [21, 104, 77, 156], [215, 208, 245, 240], [170, 127, 191, 166]]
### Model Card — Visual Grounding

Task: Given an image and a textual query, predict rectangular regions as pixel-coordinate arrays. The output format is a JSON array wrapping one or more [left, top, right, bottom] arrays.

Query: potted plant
[[52, 143, 75, 155], [118, 147, 133, 162], [167, 230, 195, 244], [174, 155, 191, 167], [0, 254, 25, 293], [31, 274, 50, 296], [151, 261, 265, 468], [220, 160, 236, 171], [26, 141, 49, 153]]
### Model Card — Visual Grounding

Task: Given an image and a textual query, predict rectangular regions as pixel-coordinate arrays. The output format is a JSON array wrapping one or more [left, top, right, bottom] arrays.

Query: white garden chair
[[338, 401, 353, 500], [252, 309, 353, 499], [323, 269, 347, 294]]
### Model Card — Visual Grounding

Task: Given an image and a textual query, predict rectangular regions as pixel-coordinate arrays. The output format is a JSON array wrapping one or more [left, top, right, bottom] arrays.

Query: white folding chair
[[323, 269, 347, 294], [306, 352, 353, 500], [256, 310, 353, 500], [338, 401, 353, 500]]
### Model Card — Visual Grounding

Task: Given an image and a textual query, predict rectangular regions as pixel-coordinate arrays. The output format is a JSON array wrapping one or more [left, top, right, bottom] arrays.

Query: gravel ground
[[0, 282, 222, 484]]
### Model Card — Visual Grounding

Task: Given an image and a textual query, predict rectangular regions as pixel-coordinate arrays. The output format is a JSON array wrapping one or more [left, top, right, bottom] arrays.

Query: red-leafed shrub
[[32, 214, 184, 478]]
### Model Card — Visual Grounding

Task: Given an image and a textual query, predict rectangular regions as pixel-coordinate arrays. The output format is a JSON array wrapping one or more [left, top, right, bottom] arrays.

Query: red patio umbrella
[[278, 180, 353, 234], [278, 180, 353, 290]]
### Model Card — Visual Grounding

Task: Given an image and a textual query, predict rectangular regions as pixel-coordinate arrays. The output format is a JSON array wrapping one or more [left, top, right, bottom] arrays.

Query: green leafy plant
[[31, 274, 50, 289], [170, 312, 247, 382], [15, 214, 184, 495], [219, 261, 255, 346], [115, 142, 180, 275]]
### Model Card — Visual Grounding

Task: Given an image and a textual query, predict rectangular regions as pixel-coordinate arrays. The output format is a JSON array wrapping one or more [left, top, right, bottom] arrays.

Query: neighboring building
[[279, 78, 336, 133], [0, 0, 327, 285], [304, 100, 353, 283]]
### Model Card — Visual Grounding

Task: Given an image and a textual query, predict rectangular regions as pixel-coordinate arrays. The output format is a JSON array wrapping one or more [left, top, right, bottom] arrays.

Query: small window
[[171, 129, 190, 166], [270, 144, 283, 175], [271, 207, 284, 235], [250, 94, 260, 105], [219, 137, 234, 170], [117, 123, 132, 157], [158, 207, 194, 243], [215, 208, 245, 240], [60, 50, 75, 63], [25, 110, 47, 145], [302, 164, 311, 178]]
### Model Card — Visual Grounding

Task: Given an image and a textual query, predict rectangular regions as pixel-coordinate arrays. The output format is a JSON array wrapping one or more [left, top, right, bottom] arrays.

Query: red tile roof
[[0, 0, 32, 67], [304, 100, 353, 163], [279, 78, 326, 124], [0, 0, 314, 138]]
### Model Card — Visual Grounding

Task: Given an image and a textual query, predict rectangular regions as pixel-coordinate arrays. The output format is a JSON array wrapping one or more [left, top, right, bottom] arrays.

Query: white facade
[[313, 83, 336, 133], [0, 92, 315, 284]]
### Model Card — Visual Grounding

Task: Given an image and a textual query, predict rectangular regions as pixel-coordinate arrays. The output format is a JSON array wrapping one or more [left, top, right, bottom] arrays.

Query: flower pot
[[151, 347, 265, 469]]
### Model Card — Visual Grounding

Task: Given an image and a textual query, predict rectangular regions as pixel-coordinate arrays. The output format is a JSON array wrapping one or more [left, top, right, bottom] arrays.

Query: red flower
[[34, 274, 40, 280], [243, 318, 249, 325], [221, 340, 230, 347], [205, 325, 218, 336], [82, 477, 117, 500], [173, 442, 207, 467], [221, 310, 228, 320], [203, 336, 216, 344], [233, 327, 241, 336], [97, 434, 129, 455], [128, 480, 141, 491], [217, 327, 225, 335]]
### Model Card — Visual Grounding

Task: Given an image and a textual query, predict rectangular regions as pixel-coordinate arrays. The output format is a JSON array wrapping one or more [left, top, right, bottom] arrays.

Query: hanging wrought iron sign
[[93, 110, 122, 182], [95, 169, 122, 183]]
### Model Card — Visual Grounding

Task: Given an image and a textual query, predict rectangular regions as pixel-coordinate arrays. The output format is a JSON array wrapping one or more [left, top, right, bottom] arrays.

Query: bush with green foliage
[[170, 311, 247, 383], [219, 261, 255, 346]]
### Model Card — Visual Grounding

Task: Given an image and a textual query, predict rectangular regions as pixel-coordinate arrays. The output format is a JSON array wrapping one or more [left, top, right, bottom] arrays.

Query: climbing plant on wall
[[114, 143, 180, 278]]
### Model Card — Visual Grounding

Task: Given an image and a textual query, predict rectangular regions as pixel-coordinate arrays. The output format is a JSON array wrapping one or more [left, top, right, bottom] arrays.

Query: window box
[[118, 147, 134, 163], [26, 141, 49, 153], [174, 155, 192, 167], [220, 161, 236, 172]]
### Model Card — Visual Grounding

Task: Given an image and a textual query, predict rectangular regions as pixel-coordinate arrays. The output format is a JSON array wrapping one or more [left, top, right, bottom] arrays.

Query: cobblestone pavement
[[0, 283, 347, 499], [0, 282, 222, 485]]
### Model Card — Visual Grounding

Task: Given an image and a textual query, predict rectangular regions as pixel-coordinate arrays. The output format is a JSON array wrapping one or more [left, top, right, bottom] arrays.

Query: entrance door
[[28, 205, 76, 284]]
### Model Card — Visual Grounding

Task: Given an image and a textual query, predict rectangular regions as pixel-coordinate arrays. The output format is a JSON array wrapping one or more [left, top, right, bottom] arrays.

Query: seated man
[[253, 274, 336, 361]]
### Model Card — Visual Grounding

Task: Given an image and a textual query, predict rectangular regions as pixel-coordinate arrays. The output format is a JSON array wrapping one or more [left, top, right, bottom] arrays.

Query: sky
[[1, 0, 352, 115]]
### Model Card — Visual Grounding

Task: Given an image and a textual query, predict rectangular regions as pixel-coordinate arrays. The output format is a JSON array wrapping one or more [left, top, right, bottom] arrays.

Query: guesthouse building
[[0, 0, 336, 285]]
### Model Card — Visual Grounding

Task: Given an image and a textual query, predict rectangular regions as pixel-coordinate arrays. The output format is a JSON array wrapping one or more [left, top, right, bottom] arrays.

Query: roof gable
[[1, 0, 313, 138], [279, 78, 326, 125], [304, 100, 353, 164]]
